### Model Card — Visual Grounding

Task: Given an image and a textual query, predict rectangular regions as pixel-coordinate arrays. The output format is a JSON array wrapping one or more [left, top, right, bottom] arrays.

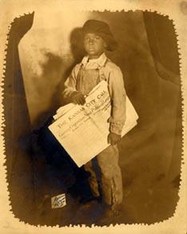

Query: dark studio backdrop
[[3, 10, 182, 226]]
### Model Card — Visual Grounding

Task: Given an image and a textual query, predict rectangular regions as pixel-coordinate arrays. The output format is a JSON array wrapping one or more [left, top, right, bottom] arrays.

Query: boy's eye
[[84, 35, 101, 41], [84, 37, 91, 41]]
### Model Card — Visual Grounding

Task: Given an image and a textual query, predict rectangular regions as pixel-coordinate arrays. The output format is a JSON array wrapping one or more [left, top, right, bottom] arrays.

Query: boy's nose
[[88, 38, 94, 44]]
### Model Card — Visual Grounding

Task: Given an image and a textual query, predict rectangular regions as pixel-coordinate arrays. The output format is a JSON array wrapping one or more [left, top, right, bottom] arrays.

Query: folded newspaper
[[49, 81, 138, 167]]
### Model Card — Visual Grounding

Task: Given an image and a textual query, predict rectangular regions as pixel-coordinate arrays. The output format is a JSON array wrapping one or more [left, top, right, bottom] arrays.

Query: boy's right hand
[[71, 91, 86, 105]]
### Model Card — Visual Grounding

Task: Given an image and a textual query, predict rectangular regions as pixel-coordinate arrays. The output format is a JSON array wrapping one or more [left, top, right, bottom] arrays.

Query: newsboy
[[62, 19, 126, 216]]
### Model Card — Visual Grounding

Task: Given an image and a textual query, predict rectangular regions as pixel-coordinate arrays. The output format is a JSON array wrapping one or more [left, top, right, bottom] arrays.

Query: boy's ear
[[104, 41, 108, 49]]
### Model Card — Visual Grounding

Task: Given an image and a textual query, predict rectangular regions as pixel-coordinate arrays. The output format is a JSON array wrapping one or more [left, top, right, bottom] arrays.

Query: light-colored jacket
[[62, 53, 126, 135]]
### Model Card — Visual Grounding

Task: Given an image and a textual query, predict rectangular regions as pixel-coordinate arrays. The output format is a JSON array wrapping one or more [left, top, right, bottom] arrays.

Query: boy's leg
[[97, 145, 123, 208], [84, 160, 100, 198]]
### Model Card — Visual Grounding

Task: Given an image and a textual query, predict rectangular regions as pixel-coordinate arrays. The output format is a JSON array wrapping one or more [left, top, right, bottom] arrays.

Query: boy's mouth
[[87, 47, 95, 52]]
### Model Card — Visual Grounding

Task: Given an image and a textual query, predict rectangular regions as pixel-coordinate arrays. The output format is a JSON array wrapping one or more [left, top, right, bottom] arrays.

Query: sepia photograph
[[0, 1, 185, 231]]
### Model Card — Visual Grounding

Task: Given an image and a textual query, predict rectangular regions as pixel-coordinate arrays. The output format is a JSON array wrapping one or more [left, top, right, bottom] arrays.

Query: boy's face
[[83, 33, 107, 59]]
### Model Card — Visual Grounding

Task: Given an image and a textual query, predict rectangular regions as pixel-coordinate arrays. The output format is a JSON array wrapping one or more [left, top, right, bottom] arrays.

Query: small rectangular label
[[51, 193, 66, 209]]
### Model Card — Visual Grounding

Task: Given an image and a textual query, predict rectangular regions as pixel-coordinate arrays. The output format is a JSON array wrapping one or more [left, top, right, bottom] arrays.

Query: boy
[[62, 20, 126, 216]]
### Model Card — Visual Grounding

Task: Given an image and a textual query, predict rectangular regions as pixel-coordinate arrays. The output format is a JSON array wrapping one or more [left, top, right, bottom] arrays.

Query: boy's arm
[[108, 66, 126, 136], [62, 65, 85, 105]]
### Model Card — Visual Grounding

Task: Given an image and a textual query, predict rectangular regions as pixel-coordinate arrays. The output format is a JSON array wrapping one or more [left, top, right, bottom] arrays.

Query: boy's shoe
[[97, 205, 120, 225], [105, 207, 120, 218]]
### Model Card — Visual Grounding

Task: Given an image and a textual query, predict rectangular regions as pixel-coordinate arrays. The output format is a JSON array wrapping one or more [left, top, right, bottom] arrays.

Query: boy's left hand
[[108, 133, 121, 145]]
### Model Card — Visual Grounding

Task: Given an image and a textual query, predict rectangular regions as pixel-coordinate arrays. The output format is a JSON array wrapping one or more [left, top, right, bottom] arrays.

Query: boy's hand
[[71, 92, 86, 105], [108, 132, 121, 145]]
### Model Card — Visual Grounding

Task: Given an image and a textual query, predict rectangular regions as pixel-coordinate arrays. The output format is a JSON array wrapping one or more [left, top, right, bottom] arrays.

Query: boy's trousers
[[68, 65, 124, 207], [84, 144, 123, 207]]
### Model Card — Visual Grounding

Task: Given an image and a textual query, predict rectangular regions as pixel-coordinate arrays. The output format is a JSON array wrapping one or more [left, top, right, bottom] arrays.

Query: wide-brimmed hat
[[82, 19, 118, 51]]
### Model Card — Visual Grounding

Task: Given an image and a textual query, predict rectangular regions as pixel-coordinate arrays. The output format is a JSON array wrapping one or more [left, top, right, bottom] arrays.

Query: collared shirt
[[62, 53, 126, 135], [81, 53, 108, 69]]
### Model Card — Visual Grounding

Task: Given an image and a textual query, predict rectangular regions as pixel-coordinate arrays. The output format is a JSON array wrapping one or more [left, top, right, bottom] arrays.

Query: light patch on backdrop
[[19, 6, 90, 125]]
